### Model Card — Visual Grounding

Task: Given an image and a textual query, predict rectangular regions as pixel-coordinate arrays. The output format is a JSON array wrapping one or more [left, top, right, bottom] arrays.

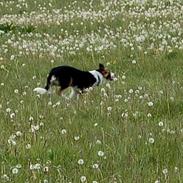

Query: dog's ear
[[99, 63, 105, 70]]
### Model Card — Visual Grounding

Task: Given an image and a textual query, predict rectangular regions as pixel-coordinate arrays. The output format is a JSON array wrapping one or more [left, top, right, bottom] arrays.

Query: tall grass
[[0, 0, 183, 182]]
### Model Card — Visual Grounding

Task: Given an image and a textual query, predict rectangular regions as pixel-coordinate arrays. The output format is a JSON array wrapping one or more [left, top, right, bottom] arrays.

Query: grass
[[0, 0, 183, 183]]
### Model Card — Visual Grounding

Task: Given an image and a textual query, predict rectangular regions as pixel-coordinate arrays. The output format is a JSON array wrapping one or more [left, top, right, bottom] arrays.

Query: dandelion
[[96, 140, 102, 144], [158, 121, 164, 127], [155, 180, 160, 183], [148, 101, 154, 107], [129, 89, 133, 93], [16, 131, 22, 137], [48, 101, 52, 106], [61, 129, 67, 134], [1, 174, 10, 181], [132, 60, 137, 64], [148, 137, 154, 144], [26, 144, 31, 149], [162, 168, 168, 175], [1, 82, 4, 86], [78, 159, 84, 165], [98, 150, 104, 157], [14, 89, 19, 94], [6, 108, 11, 113], [92, 163, 99, 169], [12, 167, 19, 174], [43, 179, 49, 183], [74, 136, 80, 141], [10, 113, 15, 118], [147, 113, 152, 118], [80, 176, 87, 182], [107, 106, 112, 111]]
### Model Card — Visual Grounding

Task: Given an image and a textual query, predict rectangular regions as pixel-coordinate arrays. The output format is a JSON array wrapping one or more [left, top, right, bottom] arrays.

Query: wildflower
[[14, 89, 19, 94], [12, 167, 19, 174], [92, 163, 99, 169], [155, 180, 160, 183], [162, 168, 168, 175], [26, 144, 31, 149], [74, 136, 80, 141], [148, 101, 154, 107], [10, 113, 15, 118], [80, 176, 87, 182], [129, 89, 133, 93], [61, 129, 67, 134], [6, 108, 11, 113], [107, 106, 112, 111], [78, 159, 84, 165], [158, 121, 164, 127], [98, 151, 104, 157], [16, 131, 22, 137], [132, 60, 137, 64], [96, 140, 102, 144], [147, 113, 152, 118], [148, 137, 154, 144]]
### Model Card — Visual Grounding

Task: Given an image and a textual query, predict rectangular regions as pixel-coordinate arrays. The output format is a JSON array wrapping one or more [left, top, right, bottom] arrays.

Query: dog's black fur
[[45, 64, 112, 94]]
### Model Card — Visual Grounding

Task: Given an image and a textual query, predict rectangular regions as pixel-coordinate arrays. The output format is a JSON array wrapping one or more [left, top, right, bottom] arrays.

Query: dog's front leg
[[69, 87, 80, 99]]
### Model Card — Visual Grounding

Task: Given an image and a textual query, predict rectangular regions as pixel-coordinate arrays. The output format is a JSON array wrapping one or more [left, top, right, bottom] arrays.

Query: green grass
[[0, 0, 183, 183]]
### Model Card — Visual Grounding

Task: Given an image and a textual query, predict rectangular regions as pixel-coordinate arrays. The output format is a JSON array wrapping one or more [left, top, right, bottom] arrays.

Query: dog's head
[[97, 63, 114, 81]]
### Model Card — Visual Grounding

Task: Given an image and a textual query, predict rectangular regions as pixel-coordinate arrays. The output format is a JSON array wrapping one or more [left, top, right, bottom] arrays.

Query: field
[[0, 0, 183, 182]]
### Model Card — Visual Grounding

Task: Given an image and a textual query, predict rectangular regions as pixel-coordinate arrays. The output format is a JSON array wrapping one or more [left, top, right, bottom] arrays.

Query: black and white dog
[[34, 63, 115, 99]]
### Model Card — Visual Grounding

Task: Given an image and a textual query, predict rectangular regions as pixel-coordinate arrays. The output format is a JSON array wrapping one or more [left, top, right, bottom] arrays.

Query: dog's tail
[[33, 73, 52, 95], [33, 87, 48, 94]]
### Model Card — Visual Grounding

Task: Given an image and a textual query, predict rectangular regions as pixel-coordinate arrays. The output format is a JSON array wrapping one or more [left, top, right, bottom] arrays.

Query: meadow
[[0, 0, 183, 182]]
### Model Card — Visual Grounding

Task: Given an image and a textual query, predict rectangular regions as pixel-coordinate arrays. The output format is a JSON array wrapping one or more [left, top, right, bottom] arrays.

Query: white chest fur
[[89, 70, 103, 86]]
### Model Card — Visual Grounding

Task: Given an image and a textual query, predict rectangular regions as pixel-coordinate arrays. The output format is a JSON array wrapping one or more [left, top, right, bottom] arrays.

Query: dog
[[33, 63, 115, 99]]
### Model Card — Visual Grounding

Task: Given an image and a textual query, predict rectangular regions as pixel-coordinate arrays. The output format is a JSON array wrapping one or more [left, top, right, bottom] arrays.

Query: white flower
[[148, 101, 154, 107], [10, 113, 15, 118], [158, 121, 164, 127], [98, 150, 104, 157], [92, 181, 98, 183], [12, 168, 19, 174], [132, 60, 137, 64], [107, 106, 112, 111], [61, 129, 67, 134], [162, 168, 168, 175], [74, 136, 80, 141], [80, 176, 87, 182], [92, 163, 99, 169], [96, 140, 102, 144], [48, 101, 52, 106], [148, 137, 154, 144], [6, 108, 11, 113], [26, 144, 31, 149], [155, 180, 160, 183], [16, 131, 22, 137], [78, 159, 84, 165], [14, 89, 19, 94], [129, 89, 133, 93], [34, 163, 41, 170], [147, 113, 152, 118], [16, 164, 22, 169]]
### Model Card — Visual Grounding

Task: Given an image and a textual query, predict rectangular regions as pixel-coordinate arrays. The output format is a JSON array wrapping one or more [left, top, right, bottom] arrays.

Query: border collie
[[33, 63, 114, 99]]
